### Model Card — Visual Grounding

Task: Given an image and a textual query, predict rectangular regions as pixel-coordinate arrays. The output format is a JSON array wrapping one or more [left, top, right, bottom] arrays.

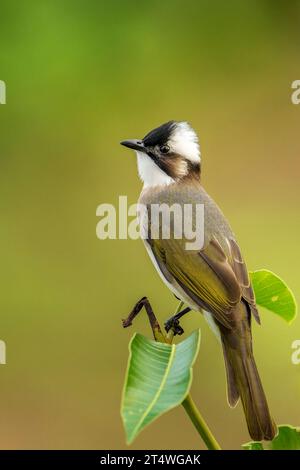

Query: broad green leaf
[[121, 329, 200, 444], [242, 441, 264, 450], [242, 425, 300, 450], [250, 269, 297, 323]]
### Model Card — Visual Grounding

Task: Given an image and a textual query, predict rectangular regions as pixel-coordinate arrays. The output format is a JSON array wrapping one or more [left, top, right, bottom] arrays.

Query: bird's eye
[[159, 145, 170, 154]]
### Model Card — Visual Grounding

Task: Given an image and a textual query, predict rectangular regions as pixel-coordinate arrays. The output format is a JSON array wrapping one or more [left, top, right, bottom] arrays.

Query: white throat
[[136, 151, 175, 188]]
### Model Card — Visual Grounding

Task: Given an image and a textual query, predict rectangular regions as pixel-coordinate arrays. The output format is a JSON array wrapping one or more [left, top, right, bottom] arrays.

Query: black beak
[[120, 139, 146, 152]]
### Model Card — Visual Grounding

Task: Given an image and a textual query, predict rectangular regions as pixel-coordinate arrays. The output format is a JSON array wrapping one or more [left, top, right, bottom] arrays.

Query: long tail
[[221, 307, 277, 441]]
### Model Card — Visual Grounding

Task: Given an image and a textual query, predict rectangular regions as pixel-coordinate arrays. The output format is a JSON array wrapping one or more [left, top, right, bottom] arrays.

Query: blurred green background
[[0, 0, 299, 450]]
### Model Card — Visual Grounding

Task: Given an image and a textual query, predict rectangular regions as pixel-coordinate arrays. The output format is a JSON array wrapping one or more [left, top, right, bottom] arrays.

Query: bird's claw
[[164, 318, 184, 336], [122, 318, 132, 328]]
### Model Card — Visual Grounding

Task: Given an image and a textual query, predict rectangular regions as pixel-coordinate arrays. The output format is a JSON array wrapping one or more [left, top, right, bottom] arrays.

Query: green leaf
[[242, 425, 300, 450], [242, 441, 264, 450], [250, 269, 297, 323], [121, 329, 200, 444]]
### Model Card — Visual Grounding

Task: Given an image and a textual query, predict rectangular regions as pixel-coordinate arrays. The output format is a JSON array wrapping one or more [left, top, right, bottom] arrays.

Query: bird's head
[[120, 121, 201, 187]]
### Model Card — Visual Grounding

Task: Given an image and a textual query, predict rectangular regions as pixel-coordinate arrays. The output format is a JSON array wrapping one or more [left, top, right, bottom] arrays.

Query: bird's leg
[[164, 307, 191, 336], [122, 296, 164, 342], [122, 296, 146, 328]]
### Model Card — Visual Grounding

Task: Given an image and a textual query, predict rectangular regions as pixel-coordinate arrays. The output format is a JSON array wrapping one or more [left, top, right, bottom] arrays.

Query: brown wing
[[148, 235, 242, 329], [227, 238, 260, 324], [148, 232, 261, 329]]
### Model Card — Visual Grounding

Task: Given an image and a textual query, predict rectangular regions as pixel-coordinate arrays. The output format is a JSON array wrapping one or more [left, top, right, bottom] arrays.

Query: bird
[[120, 120, 277, 441]]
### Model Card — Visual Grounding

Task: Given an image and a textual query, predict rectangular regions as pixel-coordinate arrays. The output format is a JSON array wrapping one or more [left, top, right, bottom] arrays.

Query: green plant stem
[[166, 301, 221, 450], [182, 394, 221, 450], [125, 298, 221, 450]]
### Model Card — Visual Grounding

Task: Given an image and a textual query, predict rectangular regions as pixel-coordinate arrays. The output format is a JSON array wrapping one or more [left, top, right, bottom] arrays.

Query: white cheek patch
[[169, 121, 200, 163], [136, 151, 175, 188]]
